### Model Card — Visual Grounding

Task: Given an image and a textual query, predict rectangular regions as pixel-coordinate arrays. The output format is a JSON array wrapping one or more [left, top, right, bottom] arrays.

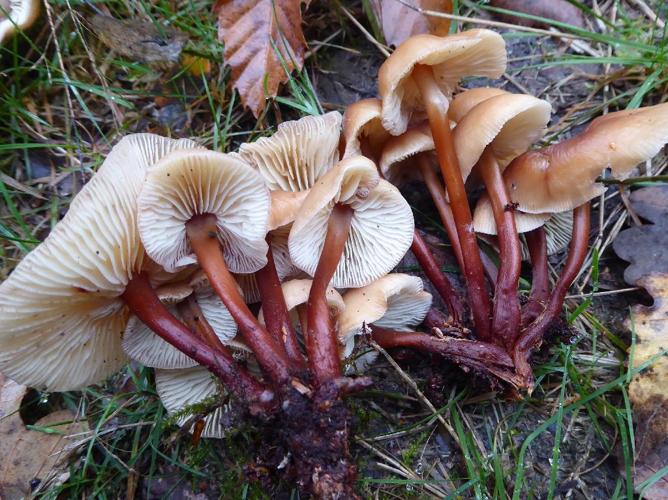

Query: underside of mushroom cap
[[473, 194, 551, 235], [380, 124, 437, 185], [289, 157, 415, 288], [342, 98, 391, 160], [0, 134, 200, 391], [453, 93, 552, 180], [138, 149, 270, 273], [379, 30, 507, 135], [502, 102, 668, 213], [238, 112, 342, 192], [0, 0, 40, 44], [448, 87, 509, 123], [156, 367, 232, 439]]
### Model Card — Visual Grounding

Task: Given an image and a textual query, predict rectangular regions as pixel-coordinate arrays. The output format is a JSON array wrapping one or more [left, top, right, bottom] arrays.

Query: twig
[[626, 0, 665, 29], [339, 5, 390, 57]]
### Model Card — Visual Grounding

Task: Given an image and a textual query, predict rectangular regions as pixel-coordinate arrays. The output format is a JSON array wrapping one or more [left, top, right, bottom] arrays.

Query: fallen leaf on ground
[[0, 374, 88, 498], [370, 0, 452, 47], [489, 0, 585, 29], [214, 0, 309, 117], [614, 186, 668, 496]]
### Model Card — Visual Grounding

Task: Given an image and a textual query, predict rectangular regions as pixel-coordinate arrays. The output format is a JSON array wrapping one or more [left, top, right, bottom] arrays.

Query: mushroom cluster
[[1, 28, 667, 496]]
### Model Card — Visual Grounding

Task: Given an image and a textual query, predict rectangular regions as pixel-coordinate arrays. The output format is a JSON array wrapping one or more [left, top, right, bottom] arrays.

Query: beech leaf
[[370, 0, 452, 47], [214, 0, 309, 117]]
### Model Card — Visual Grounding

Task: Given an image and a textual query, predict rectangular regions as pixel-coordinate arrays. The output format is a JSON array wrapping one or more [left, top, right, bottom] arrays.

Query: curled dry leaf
[[0, 374, 87, 498], [370, 0, 452, 47], [489, 0, 585, 29], [214, 0, 308, 117]]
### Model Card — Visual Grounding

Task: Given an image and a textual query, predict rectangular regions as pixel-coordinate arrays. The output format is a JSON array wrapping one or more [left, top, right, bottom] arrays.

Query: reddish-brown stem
[[413, 64, 492, 341], [411, 231, 464, 325], [480, 249, 499, 285], [186, 214, 292, 385], [522, 227, 550, 327], [514, 203, 591, 387], [478, 149, 522, 348], [307, 203, 353, 384], [417, 154, 465, 271], [256, 239, 306, 369], [177, 296, 228, 353], [122, 273, 274, 413]]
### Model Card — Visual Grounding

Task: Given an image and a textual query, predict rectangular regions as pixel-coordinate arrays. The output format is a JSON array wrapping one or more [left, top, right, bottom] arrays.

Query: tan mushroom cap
[[155, 367, 231, 439], [123, 283, 237, 369], [379, 30, 507, 135], [0, 134, 201, 391], [0, 0, 39, 44], [289, 156, 415, 288], [502, 102, 668, 213], [379, 124, 438, 185], [268, 190, 310, 230], [448, 87, 509, 123], [138, 149, 270, 274], [453, 93, 552, 181], [238, 112, 341, 192], [342, 98, 392, 160]]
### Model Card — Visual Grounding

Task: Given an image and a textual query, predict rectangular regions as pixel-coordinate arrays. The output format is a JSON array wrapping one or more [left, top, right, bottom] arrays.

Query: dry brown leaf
[[489, 0, 585, 29], [214, 0, 308, 117], [0, 374, 87, 498], [370, 0, 452, 47]]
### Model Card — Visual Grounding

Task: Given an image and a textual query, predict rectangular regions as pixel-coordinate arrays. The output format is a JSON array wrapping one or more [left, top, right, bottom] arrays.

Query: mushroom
[[0, 135, 268, 408], [447, 87, 509, 123], [452, 92, 551, 347], [378, 30, 506, 339], [288, 156, 414, 383], [0, 0, 39, 44]]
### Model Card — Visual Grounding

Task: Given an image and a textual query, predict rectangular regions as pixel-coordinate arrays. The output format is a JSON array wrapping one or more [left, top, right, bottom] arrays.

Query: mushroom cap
[[289, 157, 415, 288], [155, 367, 231, 439], [342, 98, 391, 160], [138, 149, 270, 273], [268, 189, 310, 230], [122, 284, 237, 369], [379, 124, 439, 185], [379, 30, 507, 135], [0, 134, 201, 391], [453, 93, 552, 181], [448, 87, 509, 123], [0, 0, 40, 44], [238, 112, 342, 192], [503, 102, 668, 213]]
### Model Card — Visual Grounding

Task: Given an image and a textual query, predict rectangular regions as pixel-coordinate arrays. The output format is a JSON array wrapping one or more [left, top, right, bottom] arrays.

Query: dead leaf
[[370, 0, 452, 47], [489, 0, 585, 29], [0, 374, 87, 498], [214, 0, 308, 117]]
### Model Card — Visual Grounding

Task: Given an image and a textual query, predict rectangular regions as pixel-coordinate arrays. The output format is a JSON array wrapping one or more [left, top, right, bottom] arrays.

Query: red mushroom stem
[[513, 202, 591, 387], [122, 273, 275, 414], [177, 296, 229, 353], [412, 64, 492, 341], [306, 203, 354, 384], [478, 148, 522, 348], [186, 214, 293, 385], [255, 239, 306, 370], [521, 227, 550, 327]]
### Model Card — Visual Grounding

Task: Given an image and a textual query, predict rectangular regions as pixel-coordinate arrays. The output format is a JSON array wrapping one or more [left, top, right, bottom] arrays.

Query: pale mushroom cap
[[238, 112, 342, 192], [448, 87, 509, 123], [138, 149, 270, 273], [473, 194, 551, 235], [0, 0, 40, 44], [155, 367, 231, 439], [453, 93, 552, 180], [342, 98, 391, 160], [379, 124, 438, 185], [0, 134, 201, 391], [503, 102, 668, 213], [268, 190, 310, 230], [379, 30, 507, 135], [123, 284, 237, 369], [289, 157, 415, 288]]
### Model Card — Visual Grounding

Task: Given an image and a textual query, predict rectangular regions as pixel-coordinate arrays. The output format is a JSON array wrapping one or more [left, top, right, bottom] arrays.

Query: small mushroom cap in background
[[379, 30, 507, 136], [448, 87, 509, 123], [289, 156, 414, 288], [0, 134, 201, 391], [342, 98, 392, 160], [0, 0, 39, 44], [379, 124, 439, 185], [238, 111, 342, 192], [138, 149, 270, 274], [502, 102, 668, 214], [453, 93, 552, 181]]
